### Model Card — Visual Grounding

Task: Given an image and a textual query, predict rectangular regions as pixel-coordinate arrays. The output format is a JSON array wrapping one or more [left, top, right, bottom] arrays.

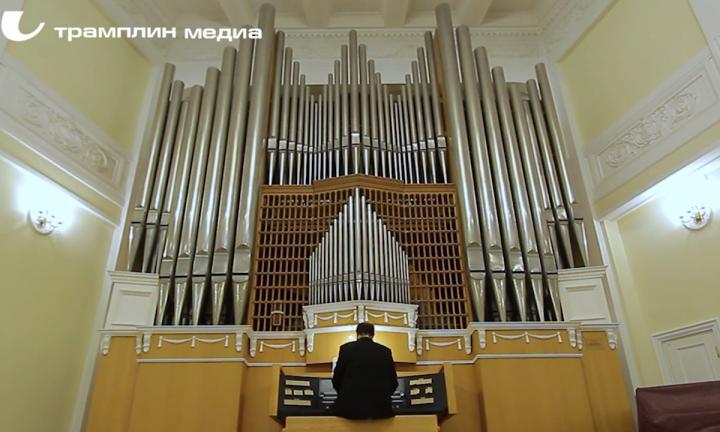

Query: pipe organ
[[121, 3, 591, 330]]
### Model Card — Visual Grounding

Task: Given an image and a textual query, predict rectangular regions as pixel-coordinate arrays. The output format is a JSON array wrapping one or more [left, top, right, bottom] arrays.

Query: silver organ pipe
[[122, 3, 594, 326], [142, 79, 185, 274], [492, 66, 539, 322], [456, 25, 503, 322], [508, 83, 558, 322], [174, 68, 219, 325], [404, 77, 418, 184], [127, 64, 175, 273], [277, 48, 292, 186], [424, 31, 448, 184], [287, 63, 300, 185], [233, 4, 276, 323], [536, 65, 589, 268], [211, 36, 254, 325], [341, 45, 350, 176], [411, 62, 429, 184], [192, 47, 236, 325], [369, 61, 379, 175], [417, 47, 437, 183], [156, 87, 202, 325], [360, 45, 370, 174]]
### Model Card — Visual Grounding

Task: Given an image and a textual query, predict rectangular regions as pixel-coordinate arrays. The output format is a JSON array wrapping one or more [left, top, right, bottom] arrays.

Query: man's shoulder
[[339, 340, 358, 350]]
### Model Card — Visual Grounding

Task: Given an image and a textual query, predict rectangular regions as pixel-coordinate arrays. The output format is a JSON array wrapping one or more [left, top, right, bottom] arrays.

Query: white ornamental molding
[[101, 334, 112, 355], [156, 335, 230, 348], [0, 57, 129, 205], [133, 332, 152, 354], [491, 331, 564, 345], [312, 311, 357, 327], [248, 332, 306, 357], [307, 332, 314, 353], [235, 331, 244, 352], [365, 310, 409, 324], [416, 329, 473, 356], [568, 327, 578, 349], [93, 0, 616, 67], [540, 0, 615, 60], [606, 329, 618, 350], [585, 49, 720, 199]]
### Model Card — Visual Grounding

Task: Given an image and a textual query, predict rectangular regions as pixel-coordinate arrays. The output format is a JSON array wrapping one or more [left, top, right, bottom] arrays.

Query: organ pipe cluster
[[265, 30, 450, 184], [309, 189, 411, 305], [122, 2, 591, 327], [434, 5, 588, 321], [125, 5, 277, 326]]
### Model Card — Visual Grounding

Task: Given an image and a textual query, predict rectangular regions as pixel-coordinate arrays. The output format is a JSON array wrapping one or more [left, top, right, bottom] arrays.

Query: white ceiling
[[93, 0, 612, 83], [100, 0, 559, 31]]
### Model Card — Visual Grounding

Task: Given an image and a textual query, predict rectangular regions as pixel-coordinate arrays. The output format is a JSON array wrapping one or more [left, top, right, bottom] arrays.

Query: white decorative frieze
[[585, 49, 720, 199], [601, 92, 698, 169], [0, 57, 129, 205]]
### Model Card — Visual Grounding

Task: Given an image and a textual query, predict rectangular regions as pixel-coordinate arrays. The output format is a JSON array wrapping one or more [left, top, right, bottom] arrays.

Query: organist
[[331, 322, 399, 419]]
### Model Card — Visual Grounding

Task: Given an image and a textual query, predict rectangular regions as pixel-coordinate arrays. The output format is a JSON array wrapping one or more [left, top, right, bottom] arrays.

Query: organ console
[[271, 366, 456, 419]]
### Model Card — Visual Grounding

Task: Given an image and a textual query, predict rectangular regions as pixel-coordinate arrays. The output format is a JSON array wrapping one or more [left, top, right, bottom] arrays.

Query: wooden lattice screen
[[249, 175, 470, 331]]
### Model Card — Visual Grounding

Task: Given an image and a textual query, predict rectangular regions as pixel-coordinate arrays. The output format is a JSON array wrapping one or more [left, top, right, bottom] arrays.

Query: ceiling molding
[[92, 0, 610, 66]]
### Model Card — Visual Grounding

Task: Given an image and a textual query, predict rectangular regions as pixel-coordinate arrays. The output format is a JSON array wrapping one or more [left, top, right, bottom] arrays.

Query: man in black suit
[[331, 322, 399, 419]]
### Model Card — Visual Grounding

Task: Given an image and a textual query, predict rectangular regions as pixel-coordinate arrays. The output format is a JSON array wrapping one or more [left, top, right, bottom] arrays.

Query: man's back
[[331, 338, 399, 419]]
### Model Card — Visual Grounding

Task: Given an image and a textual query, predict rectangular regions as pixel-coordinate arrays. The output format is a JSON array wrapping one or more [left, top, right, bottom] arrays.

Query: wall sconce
[[28, 209, 63, 234], [679, 204, 711, 230]]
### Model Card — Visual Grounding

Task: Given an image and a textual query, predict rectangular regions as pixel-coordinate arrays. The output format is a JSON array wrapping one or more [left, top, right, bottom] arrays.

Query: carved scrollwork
[[21, 94, 111, 173], [603, 92, 698, 169]]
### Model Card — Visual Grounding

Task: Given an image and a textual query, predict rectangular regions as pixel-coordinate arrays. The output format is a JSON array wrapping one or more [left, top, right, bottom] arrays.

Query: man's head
[[356, 322, 374, 339]]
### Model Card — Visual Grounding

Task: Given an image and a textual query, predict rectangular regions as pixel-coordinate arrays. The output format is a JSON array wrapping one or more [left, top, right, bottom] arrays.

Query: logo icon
[[1, 11, 44, 42]]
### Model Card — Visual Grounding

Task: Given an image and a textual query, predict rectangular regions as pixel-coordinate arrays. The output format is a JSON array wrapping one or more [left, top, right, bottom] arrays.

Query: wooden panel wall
[[86, 331, 634, 432]]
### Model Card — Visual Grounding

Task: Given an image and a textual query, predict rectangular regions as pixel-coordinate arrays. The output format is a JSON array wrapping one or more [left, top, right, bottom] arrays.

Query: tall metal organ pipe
[[434, 4, 486, 322]]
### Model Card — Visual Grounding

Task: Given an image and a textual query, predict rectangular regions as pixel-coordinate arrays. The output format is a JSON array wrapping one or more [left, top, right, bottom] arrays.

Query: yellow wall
[[606, 166, 720, 385], [6, 0, 150, 152], [0, 0, 152, 430], [4, 0, 151, 220], [560, 1, 720, 387], [0, 155, 115, 432], [560, 0, 706, 146]]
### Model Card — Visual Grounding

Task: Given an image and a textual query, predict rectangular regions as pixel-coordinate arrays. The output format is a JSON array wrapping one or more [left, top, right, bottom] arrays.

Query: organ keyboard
[[274, 368, 453, 419]]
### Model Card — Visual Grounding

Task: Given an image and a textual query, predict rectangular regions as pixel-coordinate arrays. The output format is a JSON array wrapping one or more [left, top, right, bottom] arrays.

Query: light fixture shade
[[679, 204, 711, 230], [28, 209, 62, 234]]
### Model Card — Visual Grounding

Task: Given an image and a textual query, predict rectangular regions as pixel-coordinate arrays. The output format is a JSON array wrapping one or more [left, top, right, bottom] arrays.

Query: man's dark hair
[[356, 322, 374, 337]]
